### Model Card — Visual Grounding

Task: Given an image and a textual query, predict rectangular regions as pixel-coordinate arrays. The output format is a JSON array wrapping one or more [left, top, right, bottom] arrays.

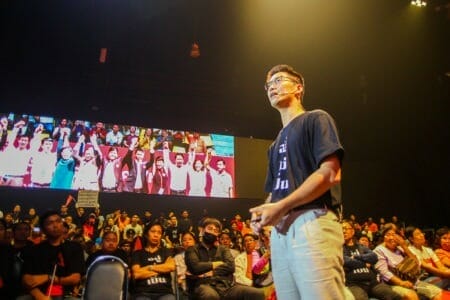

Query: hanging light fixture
[[411, 0, 427, 7], [190, 42, 200, 58]]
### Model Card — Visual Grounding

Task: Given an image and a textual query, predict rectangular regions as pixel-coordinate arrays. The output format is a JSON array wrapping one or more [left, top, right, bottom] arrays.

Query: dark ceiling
[[1, 0, 449, 146]]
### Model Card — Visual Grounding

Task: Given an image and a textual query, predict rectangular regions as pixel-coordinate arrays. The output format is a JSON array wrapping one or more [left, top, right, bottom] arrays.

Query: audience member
[[185, 217, 264, 300], [86, 231, 128, 268], [174, 231, 196, 299], [405, 226, 450, 289], [374, 224, 444, 300], [131, 222, 176, 300], [342, 220, 400, 300], [219, 231, 241, 259], [21, 210, 85, 299], [435, 227, 450, 268]]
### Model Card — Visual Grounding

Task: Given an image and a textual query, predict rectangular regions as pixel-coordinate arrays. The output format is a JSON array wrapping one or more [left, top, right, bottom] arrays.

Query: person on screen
[[50, 133, 76, 190], [138, 128, 154, 150], [206, 151, 233, 198], [149, 156, 170, 195], [0, 115, 8, 150], [29, 137, 57, 188], [187, 157, 208, 197], [98, 145, 124, 192], [123, 125, 139, 148], [90, 121, 107, 145], [72, 134, 102, 191], [163, 141, 194, 195], [105, 124, 124, 146], [0, 120, 42, 187], [121, 138, 154, 193], [52, 118, 71, 154]]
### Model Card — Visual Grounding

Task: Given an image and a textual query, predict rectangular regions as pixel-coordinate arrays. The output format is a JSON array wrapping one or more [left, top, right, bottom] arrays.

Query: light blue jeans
[[270, 208, 352, 300]]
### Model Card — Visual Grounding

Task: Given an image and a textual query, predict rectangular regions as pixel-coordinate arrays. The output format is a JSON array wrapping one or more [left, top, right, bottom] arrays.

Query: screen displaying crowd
[[0, 113, 235, 197]]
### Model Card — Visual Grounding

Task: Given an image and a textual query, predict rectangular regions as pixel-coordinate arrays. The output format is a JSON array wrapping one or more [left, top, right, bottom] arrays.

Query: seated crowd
[[0, 204, 449, 300]]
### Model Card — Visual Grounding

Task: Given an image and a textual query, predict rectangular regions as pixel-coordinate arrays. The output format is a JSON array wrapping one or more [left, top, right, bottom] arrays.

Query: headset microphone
[[277, 87, 298, 96]]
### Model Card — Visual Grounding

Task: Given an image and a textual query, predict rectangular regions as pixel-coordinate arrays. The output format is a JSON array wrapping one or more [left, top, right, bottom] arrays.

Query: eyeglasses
[[264, 76, 299, 91]]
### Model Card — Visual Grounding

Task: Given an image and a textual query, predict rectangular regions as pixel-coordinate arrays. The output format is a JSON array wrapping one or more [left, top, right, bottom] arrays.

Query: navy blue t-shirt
[[265, 110, 344, 206]]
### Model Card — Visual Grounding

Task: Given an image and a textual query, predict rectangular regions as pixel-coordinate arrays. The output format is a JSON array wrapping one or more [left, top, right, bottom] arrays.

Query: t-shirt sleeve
[[311, 110, 344, 168], [131, 250, 144, 267], [67, 242, 86, 275]]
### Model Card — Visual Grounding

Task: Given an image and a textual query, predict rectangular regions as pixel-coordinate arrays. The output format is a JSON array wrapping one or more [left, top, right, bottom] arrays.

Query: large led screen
[[0, 113, 235, 197]]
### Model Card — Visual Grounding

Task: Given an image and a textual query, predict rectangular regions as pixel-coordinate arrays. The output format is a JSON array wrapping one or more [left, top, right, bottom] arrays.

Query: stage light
[[411, 0, 427, 7], [190, 42, 200, 58]]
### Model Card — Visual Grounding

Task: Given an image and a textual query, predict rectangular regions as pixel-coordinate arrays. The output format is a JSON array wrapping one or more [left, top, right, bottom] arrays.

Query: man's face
[[96, 122, 104, 129], [108, 149, 118, 160], [131, 215, 139, 223], [170, 216, 177, 226], [42, 140, 53, 152], [219, 234, 232, 247], [61, 119, 67, 127], [135, 150, 144, 161], [175, 155, 184, 167], [43, 214, 64, 239], [266, 71, 301, 108], [14, 223, 31, 242], [182, 211, 188, 218], [13, 205, 21, 213], [342, 223, 354, 241], [204, 224, 220, 237], [243, 235, 257, 253], [156, 159, 164, 169], [102, 233, 119, 253], [216, 161, 225, 172], [113, 125, 119, 133], [18, 136, 29, 149]]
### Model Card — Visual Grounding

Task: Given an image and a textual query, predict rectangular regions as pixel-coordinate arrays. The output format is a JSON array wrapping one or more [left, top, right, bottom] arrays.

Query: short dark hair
[[39, 210, 61, 229], [201, 218, 222, 231], [266, 64, 305, 99], [12, 221, 31, 232]]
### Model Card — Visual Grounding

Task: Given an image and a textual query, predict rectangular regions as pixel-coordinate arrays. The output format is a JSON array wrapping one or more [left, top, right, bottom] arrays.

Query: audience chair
[[83, 255, 129, 300]]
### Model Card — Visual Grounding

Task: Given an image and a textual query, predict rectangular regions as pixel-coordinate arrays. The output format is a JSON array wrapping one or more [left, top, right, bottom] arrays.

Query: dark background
[[1, 0, 449, 227]]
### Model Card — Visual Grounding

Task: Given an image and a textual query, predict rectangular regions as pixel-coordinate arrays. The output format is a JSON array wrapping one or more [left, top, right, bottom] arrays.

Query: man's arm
[[250, 153, 341, 227], [185, 246, 215, 275], [132, 256, 175, 280]]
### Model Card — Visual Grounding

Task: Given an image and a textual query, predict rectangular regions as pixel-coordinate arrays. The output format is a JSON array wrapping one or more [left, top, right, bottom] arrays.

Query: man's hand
[[23, 274, 49, 289], [249, 202, 286, 230]]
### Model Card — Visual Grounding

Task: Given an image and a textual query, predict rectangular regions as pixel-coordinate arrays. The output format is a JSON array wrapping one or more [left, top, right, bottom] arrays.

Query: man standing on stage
[[250, 64, 350, 300]]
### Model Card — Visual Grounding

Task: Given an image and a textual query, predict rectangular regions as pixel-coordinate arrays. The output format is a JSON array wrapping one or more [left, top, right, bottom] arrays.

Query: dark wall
[[0, 187, 263, 226]]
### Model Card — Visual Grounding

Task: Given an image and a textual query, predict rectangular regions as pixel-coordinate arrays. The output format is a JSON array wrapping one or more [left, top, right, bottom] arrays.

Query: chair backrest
[[83, 255, 128, 300]]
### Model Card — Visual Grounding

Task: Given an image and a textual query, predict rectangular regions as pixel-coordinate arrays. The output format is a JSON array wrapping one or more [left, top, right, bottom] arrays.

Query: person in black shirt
[[86, 231, 128, 268], [342, 220, 400, 300], [185, 218, 264, 300], [22, 210, 85, 299], [131, 223, 175, 300]]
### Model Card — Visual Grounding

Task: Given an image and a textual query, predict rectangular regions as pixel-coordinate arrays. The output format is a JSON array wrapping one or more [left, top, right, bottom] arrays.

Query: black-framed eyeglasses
[[264, 76, 299, 91]]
